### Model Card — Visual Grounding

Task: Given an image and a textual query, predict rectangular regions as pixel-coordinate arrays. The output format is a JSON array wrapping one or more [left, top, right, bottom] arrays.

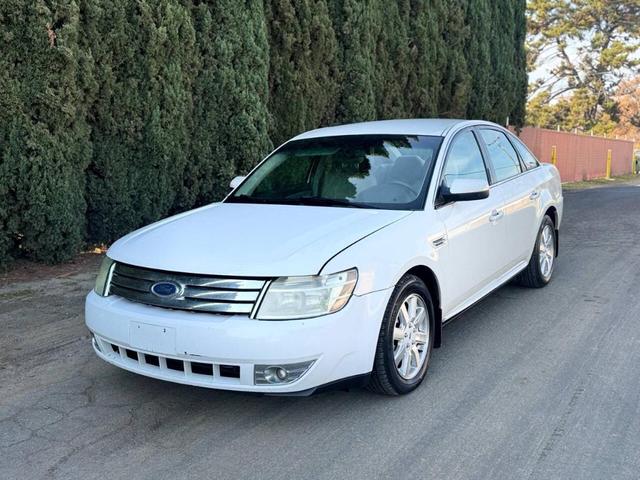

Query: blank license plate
[[129, 322, 176, 354]]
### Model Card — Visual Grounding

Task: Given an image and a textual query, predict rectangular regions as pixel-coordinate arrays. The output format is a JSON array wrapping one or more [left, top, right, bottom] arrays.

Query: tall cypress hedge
[[266, 0, 339, 146], [1, 1, 91, 263], [0, 0, 527, 267]]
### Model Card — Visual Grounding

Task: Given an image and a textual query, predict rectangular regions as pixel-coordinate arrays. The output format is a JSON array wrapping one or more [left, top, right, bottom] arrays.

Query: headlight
[[256, 268, 358, 320], [94, 257, 115, 296]]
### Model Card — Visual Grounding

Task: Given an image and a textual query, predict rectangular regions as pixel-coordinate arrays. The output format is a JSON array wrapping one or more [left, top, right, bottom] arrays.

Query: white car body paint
[[86, 119, 563, 393]]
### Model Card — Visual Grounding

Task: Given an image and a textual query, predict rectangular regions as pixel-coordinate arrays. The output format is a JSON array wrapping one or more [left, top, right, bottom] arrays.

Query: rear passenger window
[[441, 131, 488, 185], [479, 129, 522, 182], [510, 136, 540, 170]]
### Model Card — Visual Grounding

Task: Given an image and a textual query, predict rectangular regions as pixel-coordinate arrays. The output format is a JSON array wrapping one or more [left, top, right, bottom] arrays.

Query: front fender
[[319, 211, 446, 298]]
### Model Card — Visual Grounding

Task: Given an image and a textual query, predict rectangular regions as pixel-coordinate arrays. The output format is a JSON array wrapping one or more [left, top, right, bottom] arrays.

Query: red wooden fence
[[514, 127, 635, 182]]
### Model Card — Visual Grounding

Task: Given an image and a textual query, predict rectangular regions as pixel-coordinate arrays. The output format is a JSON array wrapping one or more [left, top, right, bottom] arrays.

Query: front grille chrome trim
[[109, 263, 269, 315]]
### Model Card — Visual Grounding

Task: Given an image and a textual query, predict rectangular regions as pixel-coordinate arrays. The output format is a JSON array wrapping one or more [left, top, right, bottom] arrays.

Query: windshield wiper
[[288, 196, 376, 209], [226, 194, 275, 204], [227, 194, 378, 209]]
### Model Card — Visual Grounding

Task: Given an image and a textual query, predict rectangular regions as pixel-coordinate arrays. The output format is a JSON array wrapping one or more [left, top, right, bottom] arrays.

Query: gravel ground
[[1, 180, 640, 480]]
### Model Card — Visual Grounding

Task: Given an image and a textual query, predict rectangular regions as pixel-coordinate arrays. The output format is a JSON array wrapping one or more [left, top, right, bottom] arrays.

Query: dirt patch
[[0, 252, 103, 288]]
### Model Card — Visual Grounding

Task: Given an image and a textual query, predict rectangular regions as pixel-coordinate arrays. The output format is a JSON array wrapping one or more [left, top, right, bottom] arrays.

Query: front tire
[[516, 215, 556, 288], [368, 275, 435, 395]]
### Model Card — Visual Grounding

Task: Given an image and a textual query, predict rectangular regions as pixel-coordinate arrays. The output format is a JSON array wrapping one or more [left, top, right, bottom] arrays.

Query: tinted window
[[510, 135, 539, 170], [479, 129, 522, 182], [441, 131, 488, 186], [228, 135, 443, 210]]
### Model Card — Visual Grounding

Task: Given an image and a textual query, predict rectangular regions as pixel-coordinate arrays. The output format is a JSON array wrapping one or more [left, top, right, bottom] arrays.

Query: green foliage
[[464, 0, 492, 119], [369, 0, 411, 119], [527, 0, 640, 126], [333, 0, 377, 123], [405, 0, 445, 117], [439, 0, 471, 118], [1, 0, 91, 264], [266, 0, 340, 146], [0, 0, 527, 267]]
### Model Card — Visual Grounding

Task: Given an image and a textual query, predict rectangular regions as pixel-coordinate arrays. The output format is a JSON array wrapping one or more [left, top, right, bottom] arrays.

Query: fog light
[[254, 360, 315, 385], [90, 333, 101, 352]]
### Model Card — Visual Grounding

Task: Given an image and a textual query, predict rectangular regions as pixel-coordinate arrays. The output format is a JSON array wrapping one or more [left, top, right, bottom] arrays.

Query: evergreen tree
[[1, 0, 91, 263], [406, 0, 446, 117], [0, 0, 528, 268], [83, 0, 149, 243], [333, 0, 377, 123], [136, 0, 196, 220], [465, 0, 492, 120], [438, 0, 471, 118], [510, 0, 527, 127], [370, 0, 411, 119], [182, 0, 272, 208], [266, 0, 340, 146], [488, 0, 517, 124], [0, 2, 21, 265], [85, 0, 196, 243]]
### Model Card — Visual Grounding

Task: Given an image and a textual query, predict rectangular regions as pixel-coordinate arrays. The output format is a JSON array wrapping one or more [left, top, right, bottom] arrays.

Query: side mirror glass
[[440, 178, 490, 203], [229, 176, 246, 190]]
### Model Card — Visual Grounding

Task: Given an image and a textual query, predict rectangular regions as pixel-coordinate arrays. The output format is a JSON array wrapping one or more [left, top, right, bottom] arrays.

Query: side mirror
[[440, 178, 490, 203], [229, 176, 246, 190]]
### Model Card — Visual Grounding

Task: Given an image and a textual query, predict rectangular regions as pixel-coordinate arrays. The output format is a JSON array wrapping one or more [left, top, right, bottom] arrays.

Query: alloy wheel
[[392, 293, 430, 380], [539, 224, 555, 280]]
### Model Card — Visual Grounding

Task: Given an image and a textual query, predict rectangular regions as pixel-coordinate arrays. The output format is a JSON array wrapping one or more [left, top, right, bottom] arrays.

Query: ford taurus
[[86, 119, 563, 395]]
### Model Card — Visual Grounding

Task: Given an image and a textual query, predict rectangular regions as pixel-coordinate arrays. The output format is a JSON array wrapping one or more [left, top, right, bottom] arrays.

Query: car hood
[[108, 203, 412, 277]]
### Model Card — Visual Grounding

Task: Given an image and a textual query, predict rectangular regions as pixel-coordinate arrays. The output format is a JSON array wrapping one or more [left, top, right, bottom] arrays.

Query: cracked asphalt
[[2, 181, 640, 480]]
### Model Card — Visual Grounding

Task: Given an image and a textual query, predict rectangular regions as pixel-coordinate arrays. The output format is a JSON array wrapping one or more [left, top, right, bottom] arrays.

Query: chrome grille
[[108, 263, 268, 314]]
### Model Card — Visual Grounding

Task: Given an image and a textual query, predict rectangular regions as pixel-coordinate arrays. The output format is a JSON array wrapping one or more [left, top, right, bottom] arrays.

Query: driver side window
[[441, 131, 488, 187]]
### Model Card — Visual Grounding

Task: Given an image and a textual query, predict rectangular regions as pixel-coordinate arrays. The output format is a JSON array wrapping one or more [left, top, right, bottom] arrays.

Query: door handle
[[489, 209, 504, 223], [529, 190, 540, 200]]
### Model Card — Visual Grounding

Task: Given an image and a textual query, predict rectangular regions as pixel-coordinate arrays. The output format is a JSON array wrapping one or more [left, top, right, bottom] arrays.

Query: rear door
[[435, 129, 508, 314]]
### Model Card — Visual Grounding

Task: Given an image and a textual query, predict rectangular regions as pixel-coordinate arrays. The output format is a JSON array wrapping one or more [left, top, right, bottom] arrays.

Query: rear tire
[[516, 215, 556, 288], [367, 275, 435, 395]]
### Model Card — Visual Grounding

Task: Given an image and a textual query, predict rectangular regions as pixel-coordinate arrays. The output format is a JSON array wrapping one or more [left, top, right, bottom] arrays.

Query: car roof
[[290, 118, 502, 141]]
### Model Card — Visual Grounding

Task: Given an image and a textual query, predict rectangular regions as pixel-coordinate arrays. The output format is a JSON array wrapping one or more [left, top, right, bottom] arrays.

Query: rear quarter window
[[478, 129, 522, 183], [510, 135, 540, 170]]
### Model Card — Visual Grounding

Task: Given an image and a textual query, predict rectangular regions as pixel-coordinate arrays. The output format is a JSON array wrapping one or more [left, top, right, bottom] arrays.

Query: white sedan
[[86, 119, 563, 395]]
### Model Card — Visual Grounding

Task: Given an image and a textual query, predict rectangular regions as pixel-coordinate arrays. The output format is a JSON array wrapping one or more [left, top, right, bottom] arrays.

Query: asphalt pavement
[[1, 180, 640, 479]]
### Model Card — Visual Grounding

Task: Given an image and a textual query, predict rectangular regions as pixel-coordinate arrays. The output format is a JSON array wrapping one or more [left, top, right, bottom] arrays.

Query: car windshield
[[226, 134, 443, 210]]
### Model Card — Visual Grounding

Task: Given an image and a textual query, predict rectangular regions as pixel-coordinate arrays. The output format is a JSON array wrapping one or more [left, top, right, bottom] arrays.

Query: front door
[[435, 129, 508, 316]]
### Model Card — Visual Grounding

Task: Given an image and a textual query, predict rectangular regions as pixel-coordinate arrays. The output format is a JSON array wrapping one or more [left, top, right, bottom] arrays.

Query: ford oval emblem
[[150, 281, 182, 298]]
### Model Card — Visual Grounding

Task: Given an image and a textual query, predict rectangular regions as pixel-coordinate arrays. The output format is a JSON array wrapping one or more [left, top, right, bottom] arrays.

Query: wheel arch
[[544, 205, 559, 256], [404, 265, 442, 348]]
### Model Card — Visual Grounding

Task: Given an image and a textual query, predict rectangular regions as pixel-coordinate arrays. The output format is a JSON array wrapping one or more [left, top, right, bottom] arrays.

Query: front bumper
[[85, 289, 390, 393]]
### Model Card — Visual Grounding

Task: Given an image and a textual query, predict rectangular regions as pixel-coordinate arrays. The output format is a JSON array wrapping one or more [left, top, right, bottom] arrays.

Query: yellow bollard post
[[551, 145, 557, 166], [606, 149, 612, 179]]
